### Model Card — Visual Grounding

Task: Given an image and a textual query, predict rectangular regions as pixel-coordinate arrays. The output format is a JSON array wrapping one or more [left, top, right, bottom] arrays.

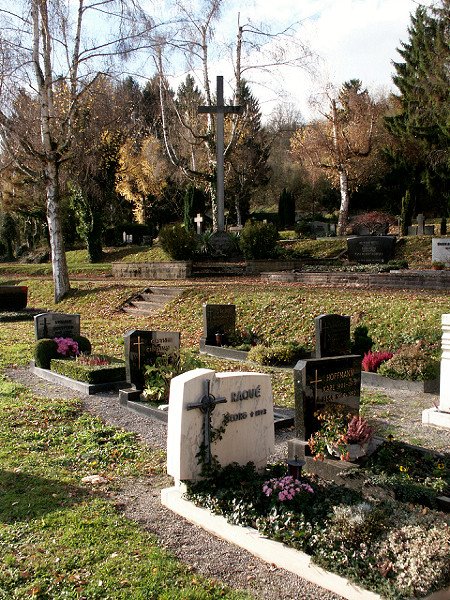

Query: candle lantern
[[287, 455, 305, 479]]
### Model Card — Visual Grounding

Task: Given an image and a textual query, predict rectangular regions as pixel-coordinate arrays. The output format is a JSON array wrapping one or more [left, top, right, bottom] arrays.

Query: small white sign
[[167, 369, 274, 483]]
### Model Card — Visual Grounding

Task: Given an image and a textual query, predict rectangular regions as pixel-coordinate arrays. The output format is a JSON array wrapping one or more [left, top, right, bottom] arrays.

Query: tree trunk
[[336, 168, 350, 236], [45, 160, 70, 302]]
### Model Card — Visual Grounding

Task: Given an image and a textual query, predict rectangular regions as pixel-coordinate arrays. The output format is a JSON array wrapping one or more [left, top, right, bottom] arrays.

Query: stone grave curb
[[361, 371, 439, 394], [161, 487, 450, 600], [119, 395, 294, 429], [29, 363, 129, 395]]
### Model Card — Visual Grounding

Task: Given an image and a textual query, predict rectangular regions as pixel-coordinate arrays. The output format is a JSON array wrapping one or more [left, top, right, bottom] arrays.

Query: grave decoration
[[31, 312, 126, 391], [166, 368, 274, 484], [120, 329, 180, 403]]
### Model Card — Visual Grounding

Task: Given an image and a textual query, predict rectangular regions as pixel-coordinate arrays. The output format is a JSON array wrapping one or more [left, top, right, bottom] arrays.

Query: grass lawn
[[0, 273, 449, 598]]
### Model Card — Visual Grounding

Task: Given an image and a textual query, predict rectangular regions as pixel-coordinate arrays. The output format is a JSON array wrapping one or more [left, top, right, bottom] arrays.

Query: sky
[[186, 0, 437, 120]]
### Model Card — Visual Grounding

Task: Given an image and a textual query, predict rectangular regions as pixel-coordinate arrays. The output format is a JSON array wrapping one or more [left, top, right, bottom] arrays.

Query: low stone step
[[122, 305, 158, 316], [120, 286, 185, 317]]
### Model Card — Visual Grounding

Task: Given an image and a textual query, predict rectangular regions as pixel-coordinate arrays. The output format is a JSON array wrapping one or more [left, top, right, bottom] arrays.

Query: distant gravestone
[[315, 314, 351, 358], [347, 236, 396, 264], [432, 238, 450, 266], [311, 221, 330, 237], [417, 214, 425, 236], [202, 303, 236, 345], [34, 312, 80, 340], [124, 329, 180, 390], [294, 355, 362, 446], [167, 368, 274, 484], [0, 286, 28, 311]]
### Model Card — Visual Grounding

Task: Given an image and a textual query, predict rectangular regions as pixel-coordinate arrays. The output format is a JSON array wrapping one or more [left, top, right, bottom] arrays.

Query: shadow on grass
[[65, 283, 129, 300], [0, 469, 87, 523]]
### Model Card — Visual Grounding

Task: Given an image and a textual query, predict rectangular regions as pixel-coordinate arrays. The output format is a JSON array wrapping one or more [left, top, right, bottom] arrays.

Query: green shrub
[[351, 325, 374, 356], [34, 339, 59, 368], [378, 343, 439, 381], [34, 335, 91, 368], [158, 223, 198, 260], [247, 342, 309, 366], [239, 221, 279, 259], [73, 335, 92, 355], [50, 357, 125, 384]]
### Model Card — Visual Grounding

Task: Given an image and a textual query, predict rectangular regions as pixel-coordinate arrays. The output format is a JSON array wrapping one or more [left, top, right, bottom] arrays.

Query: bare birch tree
[[0, 0, 158, 301]]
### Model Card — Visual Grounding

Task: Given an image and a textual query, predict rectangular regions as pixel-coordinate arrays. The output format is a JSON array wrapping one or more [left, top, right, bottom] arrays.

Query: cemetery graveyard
[[1, 287, 449, 599]]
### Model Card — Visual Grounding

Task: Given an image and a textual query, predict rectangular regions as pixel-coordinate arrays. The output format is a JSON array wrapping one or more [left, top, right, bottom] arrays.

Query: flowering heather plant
[[262, 476, 314, 502], [346, 416, 374, 445], [362, 350, 394, 372], [54, 337, 79, 357]]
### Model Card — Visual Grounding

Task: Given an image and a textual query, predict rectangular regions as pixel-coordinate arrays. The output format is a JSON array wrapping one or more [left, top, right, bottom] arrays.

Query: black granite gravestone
[[315, 314, 351, 358], [202, 304, 236, 345], [294, 355, 362, 447], [347, 236, 396, 264], [123, 329, 180, 390], [0, 286, 28, 310], [34, 312, 81, 340]]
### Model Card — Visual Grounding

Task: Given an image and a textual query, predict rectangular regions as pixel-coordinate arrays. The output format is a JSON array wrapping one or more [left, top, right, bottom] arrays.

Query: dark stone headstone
[[294, 355, 362, 446], [34, 312, 80, 340], [0, 286, 28, 311], [315, 314, 351, 358], [347, 235, 396, 264], [202, 304, 236, 346], [124, 329, 180, 389], [311, 221, 330, 237], [417, 214, 425, 236]]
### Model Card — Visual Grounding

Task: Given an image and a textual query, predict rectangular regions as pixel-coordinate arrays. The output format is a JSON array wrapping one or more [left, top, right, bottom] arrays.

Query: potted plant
[[308, 407, 374, 462], [431, 261, 445, 270]]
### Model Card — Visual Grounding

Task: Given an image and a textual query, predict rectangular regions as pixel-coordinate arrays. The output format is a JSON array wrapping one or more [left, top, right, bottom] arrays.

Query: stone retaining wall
[[112, 261, 192, 280], [261, 270, 450, 291]]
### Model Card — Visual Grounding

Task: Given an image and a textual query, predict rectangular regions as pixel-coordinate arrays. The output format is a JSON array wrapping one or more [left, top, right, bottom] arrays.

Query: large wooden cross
[[198, 76, 241, 232], [187, 379, 227, 465]]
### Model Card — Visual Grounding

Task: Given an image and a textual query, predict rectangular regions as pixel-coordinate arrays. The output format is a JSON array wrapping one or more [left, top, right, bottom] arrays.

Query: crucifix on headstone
[[132, 335, 144, 370], [194, 213, 203, 235], [198, 76, 241, 232], [187, 379, 227, 465]]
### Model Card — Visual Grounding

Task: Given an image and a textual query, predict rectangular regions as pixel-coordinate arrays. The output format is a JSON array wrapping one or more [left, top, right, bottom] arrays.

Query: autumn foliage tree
[[291, 81, 383, 235]]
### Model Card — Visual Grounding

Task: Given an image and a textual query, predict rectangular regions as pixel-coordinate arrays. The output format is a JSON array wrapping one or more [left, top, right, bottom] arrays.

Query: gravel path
[[5, 366, 346, 600]]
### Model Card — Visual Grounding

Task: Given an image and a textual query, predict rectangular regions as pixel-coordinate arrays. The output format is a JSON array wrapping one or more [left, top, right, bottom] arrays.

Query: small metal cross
[[309, 369, 323, 400], [131, 335, 144, 369], [187, 379, 227, 465]]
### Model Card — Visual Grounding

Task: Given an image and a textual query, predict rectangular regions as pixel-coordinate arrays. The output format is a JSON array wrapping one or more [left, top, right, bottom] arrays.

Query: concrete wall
[[261, 270, 450, 291], [112, 262, 192, 280]]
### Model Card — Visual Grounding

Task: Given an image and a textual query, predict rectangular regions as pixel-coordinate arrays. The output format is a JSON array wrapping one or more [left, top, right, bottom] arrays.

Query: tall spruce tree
[[226, 81, 270, 225], [386, 2, 449, 216]]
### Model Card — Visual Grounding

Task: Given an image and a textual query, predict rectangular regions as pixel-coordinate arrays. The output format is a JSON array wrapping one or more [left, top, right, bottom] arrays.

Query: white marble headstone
[[167, 369, 274, 483], [432, 238, 450, 266]]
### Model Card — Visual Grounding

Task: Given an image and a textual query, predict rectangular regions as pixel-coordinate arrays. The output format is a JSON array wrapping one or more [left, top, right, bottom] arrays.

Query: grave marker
[[0, 286, 28, 311], [194, 213, 203, 234], [294, 355, 362, 446], [124, 329, 180, 390], [432, 238, 450, 266], [315, 314, 351, 358], [167, 368, 274, 483], [202, 303, 236, 346], [34, 312, 80, 340], [422, 314, 450, 430], [347, 235, 396, 264]]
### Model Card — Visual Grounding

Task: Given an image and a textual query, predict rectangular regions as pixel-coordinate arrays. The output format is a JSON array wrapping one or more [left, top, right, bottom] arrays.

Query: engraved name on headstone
[[34, 312, 81, 340], [347, 236, 396, 264]]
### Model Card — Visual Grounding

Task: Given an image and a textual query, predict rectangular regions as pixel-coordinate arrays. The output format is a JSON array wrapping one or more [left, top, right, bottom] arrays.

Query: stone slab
[[422, 407, 450, 431], [199, 340, 249, 361], [30, 363, 129, 395], [347, 236, 396, 264], [34, 312, 80, 340]]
